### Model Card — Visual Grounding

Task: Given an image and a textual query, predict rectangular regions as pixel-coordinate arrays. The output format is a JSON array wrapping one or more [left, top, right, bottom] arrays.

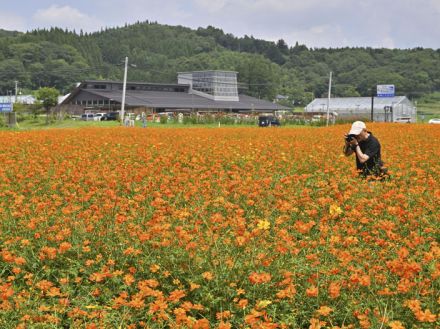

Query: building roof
[[79, 79, 188, 88], [82, 89, 286, 111], [306, 96, 411, 110], [61, 80, 288, 111]]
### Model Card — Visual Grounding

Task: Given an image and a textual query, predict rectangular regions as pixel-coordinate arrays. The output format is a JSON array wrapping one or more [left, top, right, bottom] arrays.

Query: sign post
[[377, 85, 395, 97], [373, 85, 395, 122]]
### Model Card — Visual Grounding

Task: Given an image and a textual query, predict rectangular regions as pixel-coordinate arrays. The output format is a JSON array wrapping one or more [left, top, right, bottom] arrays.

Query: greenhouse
[[305, 96, 416, 122]]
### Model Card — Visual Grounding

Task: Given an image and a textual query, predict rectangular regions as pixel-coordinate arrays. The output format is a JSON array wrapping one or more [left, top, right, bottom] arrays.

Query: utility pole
[[120, 57, 128, 125], [326, 71, 332, 126], [14, 81, 18, 103], [371, 86, 375, 122]]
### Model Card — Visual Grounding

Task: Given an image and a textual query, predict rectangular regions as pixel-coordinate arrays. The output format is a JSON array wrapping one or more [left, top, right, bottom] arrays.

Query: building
[[305, 96, 416, 122], [0, 95, 36, 104], [60, 71, 288, 115], [177, 71, 239, 101]]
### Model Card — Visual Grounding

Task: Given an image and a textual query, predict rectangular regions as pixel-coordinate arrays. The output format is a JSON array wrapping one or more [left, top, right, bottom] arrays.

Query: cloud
[[193, 0, 229, 13], [32, 5, 103, 32], [0, 12, 26, 31], [3, 0, 438, 48]]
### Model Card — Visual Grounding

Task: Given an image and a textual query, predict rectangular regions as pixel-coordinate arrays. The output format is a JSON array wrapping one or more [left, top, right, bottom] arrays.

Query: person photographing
[[343, 121, 387, 178]]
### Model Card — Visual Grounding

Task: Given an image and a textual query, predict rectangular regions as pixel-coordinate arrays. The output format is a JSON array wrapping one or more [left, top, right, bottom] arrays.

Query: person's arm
[[355, 138, 381, 164], [352, 144, 370, 163]]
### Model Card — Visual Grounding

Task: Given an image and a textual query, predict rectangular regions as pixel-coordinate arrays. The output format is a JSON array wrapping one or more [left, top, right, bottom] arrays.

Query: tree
[[35, 87, 59, 124]]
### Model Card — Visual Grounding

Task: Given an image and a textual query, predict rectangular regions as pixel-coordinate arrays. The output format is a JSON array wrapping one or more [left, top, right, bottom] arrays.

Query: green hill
[[0, 21, 439, 106]]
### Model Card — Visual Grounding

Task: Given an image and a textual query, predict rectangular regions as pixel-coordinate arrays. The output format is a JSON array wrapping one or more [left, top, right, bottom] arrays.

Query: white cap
[[348, 121, 366, 135]]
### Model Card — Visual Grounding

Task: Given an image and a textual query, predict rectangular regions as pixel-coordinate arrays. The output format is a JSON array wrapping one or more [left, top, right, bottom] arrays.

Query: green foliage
[[0, 21, 439, 102], [35, 87, 59, 110], [159, 115, 168, 124]]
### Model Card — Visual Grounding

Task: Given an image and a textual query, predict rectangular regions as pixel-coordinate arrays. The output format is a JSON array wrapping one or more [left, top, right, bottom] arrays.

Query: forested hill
[[0, 21, 439, 105]]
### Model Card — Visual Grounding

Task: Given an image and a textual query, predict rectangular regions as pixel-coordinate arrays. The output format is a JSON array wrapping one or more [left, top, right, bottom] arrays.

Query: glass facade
[[179, 71, 239, 101]]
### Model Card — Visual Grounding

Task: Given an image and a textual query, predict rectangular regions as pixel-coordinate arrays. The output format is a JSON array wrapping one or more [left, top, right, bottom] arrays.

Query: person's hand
[[348, 138, 359, 147]]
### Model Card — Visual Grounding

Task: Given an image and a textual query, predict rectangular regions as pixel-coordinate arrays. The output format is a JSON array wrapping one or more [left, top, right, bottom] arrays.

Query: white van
[[81, 113, 95, 121], [394, 117, 411, 123]]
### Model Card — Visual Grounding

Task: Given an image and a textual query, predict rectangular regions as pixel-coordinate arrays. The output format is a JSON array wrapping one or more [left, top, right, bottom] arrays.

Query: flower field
[[0, 124, 439, 328]]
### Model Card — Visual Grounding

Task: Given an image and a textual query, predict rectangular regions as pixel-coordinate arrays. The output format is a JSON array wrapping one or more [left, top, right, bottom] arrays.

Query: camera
[[345, 134, 357, 142]]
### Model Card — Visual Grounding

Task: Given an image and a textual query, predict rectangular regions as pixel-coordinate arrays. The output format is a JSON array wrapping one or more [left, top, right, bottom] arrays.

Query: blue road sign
[[0, 103, 13, 112]]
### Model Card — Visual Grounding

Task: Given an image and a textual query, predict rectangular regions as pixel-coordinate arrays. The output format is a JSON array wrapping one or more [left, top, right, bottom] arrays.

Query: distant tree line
[[0, 21, 439, 106]]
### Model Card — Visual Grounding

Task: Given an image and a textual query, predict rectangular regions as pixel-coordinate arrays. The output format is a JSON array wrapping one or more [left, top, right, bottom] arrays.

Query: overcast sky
[[1, 0, 439, 49]]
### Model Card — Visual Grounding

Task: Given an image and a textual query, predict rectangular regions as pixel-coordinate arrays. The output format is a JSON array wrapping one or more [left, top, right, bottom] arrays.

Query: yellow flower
[[257, 300, 272, 309], [329, 204, 343, 217], [150, 264, 160, 273], [257, 219, 271, 230]]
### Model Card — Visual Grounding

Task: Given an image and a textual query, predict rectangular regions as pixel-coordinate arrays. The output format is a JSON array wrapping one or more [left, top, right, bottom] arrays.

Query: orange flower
[[202, 272, 214, 281], [388, 321, 405, 329], [316, 306, 333, 316], [309, 318, 324, 329], [12, 255, 26, 266], [58, 242, 72, 253], [0, 125, 439, 327], [237, 299, 248, 309], [248, 272, 271, 284], [193, 318, 210, 329], [328, 282, 341, 299], [168, 289, 186, 302], [306, 285, 318, 297], [218, 321, 232, 329], [276, 285, 296, 299], [190, 282, 200, 291], [414, 309, 437, 322], [216, 311, 231, 320], [36, 280, 54, 292], [124, 274, 136, 286], [150, 264, 160, 273], [148, 298, 168, 314]]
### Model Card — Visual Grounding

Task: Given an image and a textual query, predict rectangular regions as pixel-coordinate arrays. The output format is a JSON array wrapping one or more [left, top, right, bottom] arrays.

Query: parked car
[[258, 115, 280, 127], [428, 118, 440, 124], [81, 113, 95, 121], [101, 112, 119, 121], [93, 113, 106, 121], [394, 117, 412, 123]]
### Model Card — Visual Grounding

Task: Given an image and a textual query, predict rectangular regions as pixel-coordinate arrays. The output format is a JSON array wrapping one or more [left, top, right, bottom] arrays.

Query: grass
[[416, 92, 440, 121], [14, 117, 121, 130]]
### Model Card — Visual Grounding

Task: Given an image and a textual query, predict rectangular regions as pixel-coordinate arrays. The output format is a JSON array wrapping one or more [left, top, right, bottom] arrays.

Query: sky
[[1, 0, 439, 49]]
